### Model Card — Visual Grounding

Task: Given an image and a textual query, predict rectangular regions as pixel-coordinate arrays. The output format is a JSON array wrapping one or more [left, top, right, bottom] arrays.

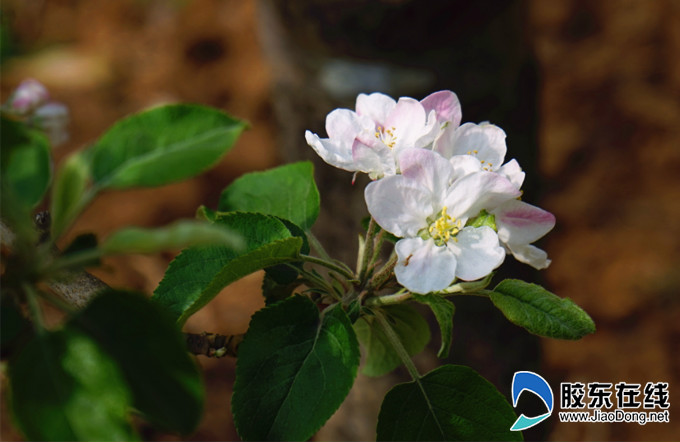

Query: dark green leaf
[[232, 297, 359, 441], [413, 294, 455, 358], [50, 151, 91, 237], [261, 272, 300, 306], [218, 161, 320, 230], [73, 290, 203, 434], [354, 304, 430, 377], [153, 212, 303, 324], [489, 279, 596, 339], [90, 104, 246, 189], [101, 220, 244, 255], [263, 217, 309, 285], [8, 328, 138, 441], [377, 365, 521, 441], [1, 117, 51, 208]]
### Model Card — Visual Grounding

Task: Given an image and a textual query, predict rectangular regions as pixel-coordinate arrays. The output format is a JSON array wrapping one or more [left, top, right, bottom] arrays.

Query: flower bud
[[7, 79, 50, 115], [31, 102, 70, 146]]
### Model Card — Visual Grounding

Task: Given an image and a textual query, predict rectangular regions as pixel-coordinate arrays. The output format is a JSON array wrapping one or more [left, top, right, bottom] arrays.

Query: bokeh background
[[1, 0, 679, 440]]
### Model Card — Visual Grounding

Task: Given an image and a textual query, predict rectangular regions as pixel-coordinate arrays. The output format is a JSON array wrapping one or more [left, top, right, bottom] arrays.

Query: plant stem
[[23, 284, 46, 335], [369, 229, 386, 268], [45, 248, 103, 275], [364, 289, 411, 306], [367, 251, 398, 290], [374, 309, 421, 381], [299, 254, 356, 281], [306, 231, 332, 262], [358, 217, 378, 282]]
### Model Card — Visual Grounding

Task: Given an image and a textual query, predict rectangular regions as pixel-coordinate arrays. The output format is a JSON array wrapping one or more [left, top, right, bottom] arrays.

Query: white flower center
[[374, 125, 397, 148], [428, 206, 462, 245]]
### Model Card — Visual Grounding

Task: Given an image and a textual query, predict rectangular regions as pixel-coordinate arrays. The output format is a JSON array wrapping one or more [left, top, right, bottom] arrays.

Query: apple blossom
[[435, 121, 555, 269], [365, 148, 520, 293], [305, 90, 461, 179]]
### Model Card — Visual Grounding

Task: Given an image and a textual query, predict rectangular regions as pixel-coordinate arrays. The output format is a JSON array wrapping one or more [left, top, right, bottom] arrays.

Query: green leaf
[[153, 212, 303, 324], [219, 161, 320, 230], [1, 117, 51, 208], [101, 220, 244, 255], [90, 104, 246, 189], [377, 365, 521, 441], [8, 328, 138, 441], [354, 304, 430, 377], [261, 272, 300, 306], [232, 296, 359, 441], [50, 151, 91, 237], [413, 294, 455, 358], [263, 217, 309, 285], [489, 279, 596, 339], [196, 204, 218, 222], [73, 290, 203, 434]]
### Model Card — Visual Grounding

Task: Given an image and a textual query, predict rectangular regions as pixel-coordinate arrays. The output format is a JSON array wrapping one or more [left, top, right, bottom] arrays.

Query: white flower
[[305, 91, 461, 179], [435, 121, 525, 184], [365, 148, 520, 293], [434, 121, 555, 269]]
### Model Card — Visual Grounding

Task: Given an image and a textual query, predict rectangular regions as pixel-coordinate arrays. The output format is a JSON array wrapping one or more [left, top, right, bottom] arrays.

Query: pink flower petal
[[493, 200, 556, 245], [420, 90, 462, 127]]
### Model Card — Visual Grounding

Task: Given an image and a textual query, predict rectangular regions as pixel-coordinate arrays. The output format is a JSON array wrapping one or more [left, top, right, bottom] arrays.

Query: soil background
[[1, 1, 679, 441]]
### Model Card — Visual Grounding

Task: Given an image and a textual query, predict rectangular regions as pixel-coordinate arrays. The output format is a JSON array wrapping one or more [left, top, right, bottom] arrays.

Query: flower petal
[[449, 154, 483, 180], [306, 108, 371, 171], [497, 158, 525, 189], [356, 92, 396, 126], [305, 131, 356, 171], [399, 148, 454, 204], [444, 171, 521, 219], [365, 175, 432, 237], [493, 199, 556, 245], [385, 97, 429, 152], [448, 226, 505, 281], [420, 90, 462, 128], [443, 122, 507, 171], [395, 237, 458, 294], [507, 243, 551, 270], [352, 140, 396, 178]]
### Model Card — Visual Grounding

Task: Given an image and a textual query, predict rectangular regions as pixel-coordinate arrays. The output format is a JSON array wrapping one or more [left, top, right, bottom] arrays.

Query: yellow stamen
[[428, 206, 462, 244]]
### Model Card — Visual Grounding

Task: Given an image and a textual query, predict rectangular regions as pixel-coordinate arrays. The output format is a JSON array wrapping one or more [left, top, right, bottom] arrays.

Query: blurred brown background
[[1, 0, 679, 441]]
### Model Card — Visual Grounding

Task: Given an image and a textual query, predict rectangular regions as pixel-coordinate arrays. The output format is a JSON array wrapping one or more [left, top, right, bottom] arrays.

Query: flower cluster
[[306, 91, 555, 294], [2, 79, 70, 146]]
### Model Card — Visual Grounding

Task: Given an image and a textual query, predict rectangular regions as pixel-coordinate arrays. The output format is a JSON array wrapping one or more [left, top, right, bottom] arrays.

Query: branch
[[185, 332, 243, 358], [4, 211, 244, 358]]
